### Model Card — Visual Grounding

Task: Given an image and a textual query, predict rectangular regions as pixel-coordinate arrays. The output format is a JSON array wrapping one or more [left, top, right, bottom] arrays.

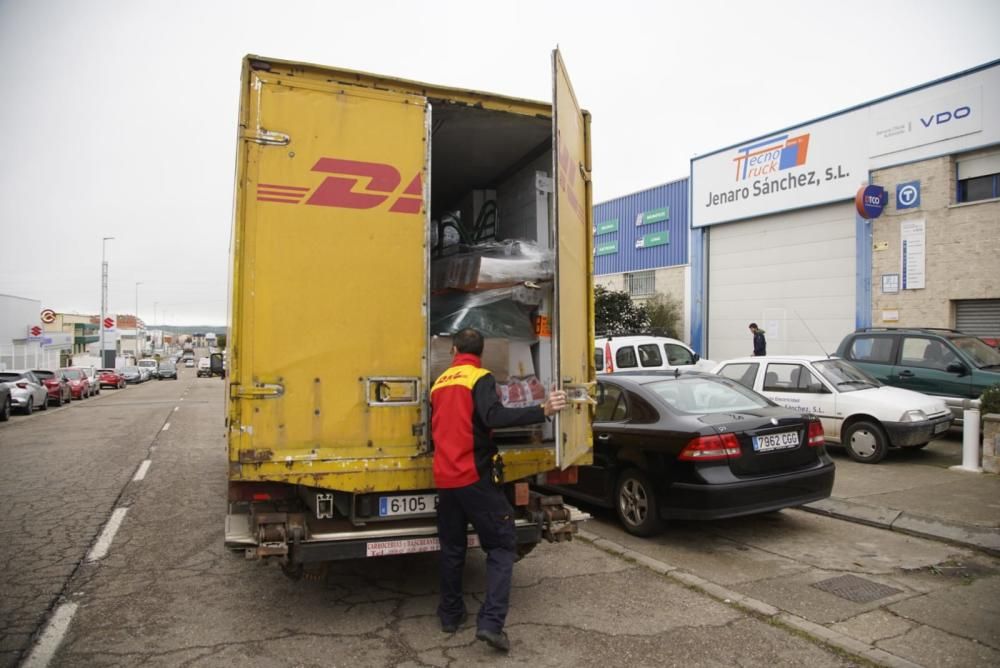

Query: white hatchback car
[[711, 355, 953, 464], [596, 336, 716, 374]]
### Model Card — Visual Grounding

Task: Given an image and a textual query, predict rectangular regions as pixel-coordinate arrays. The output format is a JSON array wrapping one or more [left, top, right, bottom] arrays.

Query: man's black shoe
[[440, 610, 467, 633], [475, 628, 510, 652]]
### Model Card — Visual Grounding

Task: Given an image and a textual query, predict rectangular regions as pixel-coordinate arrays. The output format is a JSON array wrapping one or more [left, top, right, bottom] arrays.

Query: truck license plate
[[753, 432, 800, 452], [378, 494, 439, 517]]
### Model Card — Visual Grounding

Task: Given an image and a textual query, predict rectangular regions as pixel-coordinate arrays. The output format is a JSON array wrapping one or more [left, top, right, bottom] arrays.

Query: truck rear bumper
[[226, 508, 588, 562]]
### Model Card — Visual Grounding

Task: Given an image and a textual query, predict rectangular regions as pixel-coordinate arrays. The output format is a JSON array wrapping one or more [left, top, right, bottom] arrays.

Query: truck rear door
[[230, 59, 429, 468], [552, 49, 595, 468]]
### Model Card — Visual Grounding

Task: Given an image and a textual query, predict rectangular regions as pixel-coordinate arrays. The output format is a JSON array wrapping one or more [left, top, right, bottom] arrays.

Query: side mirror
[[946, 362, 968, 376], [692, 353, 701, 363]]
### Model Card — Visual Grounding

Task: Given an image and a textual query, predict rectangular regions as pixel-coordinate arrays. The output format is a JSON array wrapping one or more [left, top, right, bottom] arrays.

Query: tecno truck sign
[[692, 115, 866, 227]]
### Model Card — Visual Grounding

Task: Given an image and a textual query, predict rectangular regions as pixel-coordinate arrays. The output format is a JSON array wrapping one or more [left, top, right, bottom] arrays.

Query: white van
[[595, 336, 715, 374]]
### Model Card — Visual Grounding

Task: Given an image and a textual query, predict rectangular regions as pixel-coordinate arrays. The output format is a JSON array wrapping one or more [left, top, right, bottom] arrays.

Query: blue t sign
[[896, 181, 920, 210]]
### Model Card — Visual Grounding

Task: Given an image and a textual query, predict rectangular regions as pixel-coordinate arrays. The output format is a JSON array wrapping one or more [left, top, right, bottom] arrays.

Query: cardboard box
[[430, 336, 536, 383], [431, 251, 552, 292]]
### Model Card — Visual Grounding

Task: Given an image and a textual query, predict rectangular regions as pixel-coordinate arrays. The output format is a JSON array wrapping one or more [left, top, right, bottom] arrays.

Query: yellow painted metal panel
[[552, 49, 595, 469], [232, 69, 428, 466]]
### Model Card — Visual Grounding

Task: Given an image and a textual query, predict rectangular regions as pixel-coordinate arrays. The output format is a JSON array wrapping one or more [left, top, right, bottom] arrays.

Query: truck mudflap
[[225, 494, 589, 566]]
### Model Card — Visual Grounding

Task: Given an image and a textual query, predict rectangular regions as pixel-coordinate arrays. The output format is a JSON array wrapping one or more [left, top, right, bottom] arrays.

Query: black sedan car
[[120, 367, 143, 384], [543, 372, 835, 536], [157, 362, 178, 380]]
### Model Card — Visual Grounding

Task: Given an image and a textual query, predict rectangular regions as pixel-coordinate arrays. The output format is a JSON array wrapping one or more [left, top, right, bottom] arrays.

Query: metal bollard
[[956, 407, 982, 473]]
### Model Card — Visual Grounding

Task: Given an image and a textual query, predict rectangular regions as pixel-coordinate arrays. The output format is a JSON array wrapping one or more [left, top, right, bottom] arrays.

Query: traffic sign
[[40, 308, 56, 323]]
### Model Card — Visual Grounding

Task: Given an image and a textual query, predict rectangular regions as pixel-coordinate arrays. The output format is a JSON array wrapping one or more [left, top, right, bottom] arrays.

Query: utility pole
[[135, 281, 143, 359], [100, 237, 114, 367]]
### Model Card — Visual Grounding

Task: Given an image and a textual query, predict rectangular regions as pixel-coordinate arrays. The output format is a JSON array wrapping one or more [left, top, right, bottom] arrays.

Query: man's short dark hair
[[749, 323, 758, 330], [453, 328, 484, 355]]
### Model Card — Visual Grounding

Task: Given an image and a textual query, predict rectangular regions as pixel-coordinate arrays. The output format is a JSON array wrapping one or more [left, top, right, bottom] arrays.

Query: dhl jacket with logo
[[430, 353, 545, 489]]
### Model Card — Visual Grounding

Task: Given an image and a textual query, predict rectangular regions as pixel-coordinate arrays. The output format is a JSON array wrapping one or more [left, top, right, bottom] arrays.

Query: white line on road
[[162, 422, 170, 431], [132, 460, 152, 481], [86, 507, 129, 562], [21, 602, 79, 668]]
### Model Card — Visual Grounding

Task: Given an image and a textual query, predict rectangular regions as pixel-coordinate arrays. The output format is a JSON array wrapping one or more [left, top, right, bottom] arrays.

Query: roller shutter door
[[955, 299, 1000, 338], [706, 203, 856, 360]]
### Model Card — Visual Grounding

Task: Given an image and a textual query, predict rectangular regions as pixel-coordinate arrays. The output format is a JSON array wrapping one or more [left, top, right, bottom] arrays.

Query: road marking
[[86, 507, 128, 562], [174, 406, 179, 412], [162, 422, 170, 431], [21, 602, 79, 668], [132, 460, 152, 481]]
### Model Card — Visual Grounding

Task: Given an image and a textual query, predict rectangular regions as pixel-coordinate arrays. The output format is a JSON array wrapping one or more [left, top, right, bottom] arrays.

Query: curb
[[577, 529, 922, 668], [801, 498, 1000, 556]]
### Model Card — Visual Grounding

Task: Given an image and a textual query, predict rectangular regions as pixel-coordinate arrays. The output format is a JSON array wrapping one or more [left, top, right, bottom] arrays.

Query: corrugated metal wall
[[593, 178, 689, 275]]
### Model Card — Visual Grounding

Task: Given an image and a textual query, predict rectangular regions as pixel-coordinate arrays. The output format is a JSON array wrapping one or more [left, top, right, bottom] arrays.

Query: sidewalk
[[803, 430, 1000, 555]]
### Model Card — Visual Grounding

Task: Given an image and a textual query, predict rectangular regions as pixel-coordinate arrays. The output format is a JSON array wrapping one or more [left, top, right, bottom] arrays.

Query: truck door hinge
[[231, 383, 285, 400], [535, 173, 553, 193], [242, 129, 291, 146]]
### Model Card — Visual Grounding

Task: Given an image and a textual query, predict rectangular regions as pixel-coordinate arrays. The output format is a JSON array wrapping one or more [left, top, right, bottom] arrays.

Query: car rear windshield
[[813, 359, 879, 391], [98, 369, 114, 373], [63, 369, 83, 379], [0, 373, 22, 381], [952, 337, 1000, 368], [645, 377, 770, 415], [33, 371, 55, 379]]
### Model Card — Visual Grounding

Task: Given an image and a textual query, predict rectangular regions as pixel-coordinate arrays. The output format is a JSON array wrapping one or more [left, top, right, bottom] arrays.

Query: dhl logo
[[256, 158, 422, 214]]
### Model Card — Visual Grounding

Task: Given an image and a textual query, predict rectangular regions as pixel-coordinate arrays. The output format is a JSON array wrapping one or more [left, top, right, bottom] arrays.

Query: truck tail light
[[678, 433, 741, 461], [807, 420, 825, 447]]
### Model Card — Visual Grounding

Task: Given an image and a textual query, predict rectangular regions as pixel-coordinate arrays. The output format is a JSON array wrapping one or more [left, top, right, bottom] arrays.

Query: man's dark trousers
[[437, 476, 516, 633]]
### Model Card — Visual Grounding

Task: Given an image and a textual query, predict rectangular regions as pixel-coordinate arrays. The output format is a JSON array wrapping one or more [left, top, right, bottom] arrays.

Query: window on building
[[626, 270, 655, 296], [957, 152, 1000, 203]]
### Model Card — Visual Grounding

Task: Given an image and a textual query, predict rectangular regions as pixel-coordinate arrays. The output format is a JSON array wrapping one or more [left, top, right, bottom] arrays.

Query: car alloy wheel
[[24, 397, 33, 415], [844, 420, 888, 464], [615, 468, 663, 536], [39, 394, 48, 410]]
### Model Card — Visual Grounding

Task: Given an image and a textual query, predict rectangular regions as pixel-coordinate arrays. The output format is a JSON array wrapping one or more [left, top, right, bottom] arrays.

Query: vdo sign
[[855, 185, 887, 219], [920, 105, 971, 128]]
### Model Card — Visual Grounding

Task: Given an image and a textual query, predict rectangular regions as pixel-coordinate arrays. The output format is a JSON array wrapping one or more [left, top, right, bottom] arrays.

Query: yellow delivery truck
[[224, 51, 594, 575]]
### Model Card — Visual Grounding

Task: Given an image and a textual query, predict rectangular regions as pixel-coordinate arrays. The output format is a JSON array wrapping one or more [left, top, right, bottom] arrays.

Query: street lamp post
[[100, 237, 114, 367], [135, 281, 143, 358]]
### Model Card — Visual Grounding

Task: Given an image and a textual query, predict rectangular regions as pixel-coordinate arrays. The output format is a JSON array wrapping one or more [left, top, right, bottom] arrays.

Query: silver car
[[83, 367, 101, 396], [0, 370, 50, 415]]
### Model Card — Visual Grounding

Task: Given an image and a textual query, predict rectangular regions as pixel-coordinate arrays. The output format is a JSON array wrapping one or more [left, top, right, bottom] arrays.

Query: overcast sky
[[0, 0, 997, 326]]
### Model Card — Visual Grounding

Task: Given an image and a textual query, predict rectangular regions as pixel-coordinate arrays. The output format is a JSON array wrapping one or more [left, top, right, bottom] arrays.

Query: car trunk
[[700, 407, 818, 477]]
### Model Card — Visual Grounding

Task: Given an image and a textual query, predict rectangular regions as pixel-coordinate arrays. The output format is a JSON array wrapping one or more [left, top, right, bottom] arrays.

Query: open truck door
[[552, 49, 595, 469]]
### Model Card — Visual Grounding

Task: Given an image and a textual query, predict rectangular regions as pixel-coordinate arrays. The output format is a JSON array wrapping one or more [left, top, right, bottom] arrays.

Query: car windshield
[[645, 377, 770, 415], [159, 363, 175, 370], [952, 337, 1000, 368], [138, 360, 156, 367], [63, 369, 83, 379], [813, 359, 879, 391], [33, 371, 54, 380]]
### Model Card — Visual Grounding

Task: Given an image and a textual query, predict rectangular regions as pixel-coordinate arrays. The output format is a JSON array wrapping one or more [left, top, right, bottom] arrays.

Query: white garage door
[[707, 202, 857, 360]]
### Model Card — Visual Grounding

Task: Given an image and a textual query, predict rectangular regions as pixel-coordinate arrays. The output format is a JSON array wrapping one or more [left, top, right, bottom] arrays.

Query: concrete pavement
[[804, 432, 1000, 555]]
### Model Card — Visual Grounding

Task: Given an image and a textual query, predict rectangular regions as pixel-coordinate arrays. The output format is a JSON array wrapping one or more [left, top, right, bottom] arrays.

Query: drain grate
[[811, 574, 903, 603]]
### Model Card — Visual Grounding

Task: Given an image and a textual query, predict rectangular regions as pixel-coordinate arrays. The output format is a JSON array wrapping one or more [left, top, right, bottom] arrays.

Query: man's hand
[[543, 389, 568, 417]]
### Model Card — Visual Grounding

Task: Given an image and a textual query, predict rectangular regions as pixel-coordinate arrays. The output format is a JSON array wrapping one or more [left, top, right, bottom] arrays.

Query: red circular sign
[[40, 308, 56, 323]]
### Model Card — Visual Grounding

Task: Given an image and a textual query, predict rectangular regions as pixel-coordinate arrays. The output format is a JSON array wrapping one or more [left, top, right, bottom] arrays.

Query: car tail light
[[678, 433, 742, 461], [16, 382, 28, 389], [807, 420, 825, 447]]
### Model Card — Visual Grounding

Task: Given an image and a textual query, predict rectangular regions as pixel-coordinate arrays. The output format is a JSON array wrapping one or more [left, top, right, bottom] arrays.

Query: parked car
[[184, 358, 195, 368], [157, 362, 178, 380], [196, 357, 212, 377], [83, 367, 101, 396], [0, 383, 10, 421], [137, 367, 152, 382], [712, 356, 953, 464], [31, 369, 72, 406], [97, 369, 126, 389], [121, 367, 143, 384], [60, 368, 93, 400], [595, 336, 716, 374], [540, 372, 834, 536], [836, 328, 1000, 422], [137, 358, 159, 379], [0, 371, 50, 414]]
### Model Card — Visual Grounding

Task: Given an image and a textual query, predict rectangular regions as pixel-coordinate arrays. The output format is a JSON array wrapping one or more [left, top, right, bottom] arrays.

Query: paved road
[[2, 371, 997, 667]]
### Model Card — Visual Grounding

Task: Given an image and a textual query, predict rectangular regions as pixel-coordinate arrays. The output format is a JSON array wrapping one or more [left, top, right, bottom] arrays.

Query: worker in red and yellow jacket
[[430, 328, 567, 653]]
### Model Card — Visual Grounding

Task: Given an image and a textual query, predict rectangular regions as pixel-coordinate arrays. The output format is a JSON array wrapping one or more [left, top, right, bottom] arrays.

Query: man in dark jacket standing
[[430, 328, 567, 653], [749, 322, 767, 356]]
